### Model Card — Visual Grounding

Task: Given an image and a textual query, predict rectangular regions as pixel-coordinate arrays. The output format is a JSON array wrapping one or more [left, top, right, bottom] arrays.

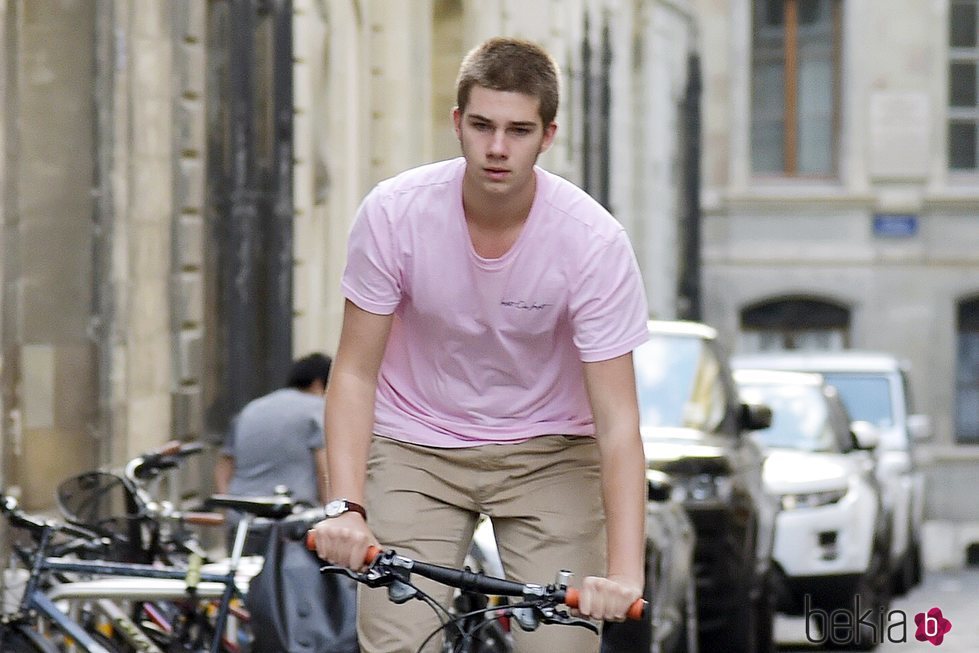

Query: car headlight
[[671, 473, 733, 503], [780, 488, 846, 511]]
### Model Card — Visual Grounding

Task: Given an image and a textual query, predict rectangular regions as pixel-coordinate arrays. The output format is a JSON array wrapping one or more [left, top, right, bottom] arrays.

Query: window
[[821, 374, 894, 429], [956, 297, 979, 443], [635, 335, 727, 433], [950, 0, 979, 169], [740, 297, 850, 351], [738, 383, 838, 452], [751, 0, 842, 175]]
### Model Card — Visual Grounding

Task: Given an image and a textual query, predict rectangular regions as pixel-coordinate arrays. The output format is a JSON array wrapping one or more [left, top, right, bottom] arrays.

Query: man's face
[[453, 86, 557, 199]]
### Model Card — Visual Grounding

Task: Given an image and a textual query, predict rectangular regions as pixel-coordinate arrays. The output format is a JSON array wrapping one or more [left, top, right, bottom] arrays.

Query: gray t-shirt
[[221, 387, 325, 505]]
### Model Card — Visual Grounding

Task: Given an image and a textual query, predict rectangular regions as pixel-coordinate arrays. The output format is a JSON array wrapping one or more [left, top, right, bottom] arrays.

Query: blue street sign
[[873, 214, 918, 238]]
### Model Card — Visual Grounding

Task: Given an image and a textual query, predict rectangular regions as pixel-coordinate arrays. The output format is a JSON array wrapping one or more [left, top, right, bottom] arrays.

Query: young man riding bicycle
[[309, 36, 649, 653]]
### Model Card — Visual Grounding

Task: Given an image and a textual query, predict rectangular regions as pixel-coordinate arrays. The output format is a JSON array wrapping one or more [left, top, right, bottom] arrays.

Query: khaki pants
[[358, 435, 607, 653]]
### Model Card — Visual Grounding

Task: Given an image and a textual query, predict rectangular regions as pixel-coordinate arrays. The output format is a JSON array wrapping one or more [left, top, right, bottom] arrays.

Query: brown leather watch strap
[[325, 498, 368, 522], [342, 500, 367, 522]]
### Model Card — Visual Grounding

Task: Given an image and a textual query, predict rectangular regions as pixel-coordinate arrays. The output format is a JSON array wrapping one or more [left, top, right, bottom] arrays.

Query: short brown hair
[[456, 37, 560, 126]]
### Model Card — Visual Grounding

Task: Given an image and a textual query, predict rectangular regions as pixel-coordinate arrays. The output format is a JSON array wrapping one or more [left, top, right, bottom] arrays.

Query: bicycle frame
[[9, 514, 253, 653], [42, 557, 260, 653], [41, 577, 164, 653]]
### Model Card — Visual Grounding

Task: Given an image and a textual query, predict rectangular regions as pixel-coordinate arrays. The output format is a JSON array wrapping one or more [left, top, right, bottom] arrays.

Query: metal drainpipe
[[581, 13, 592, 196], [92, 0, 116, 466], [266, 0, 293, 388], [226, 0, 259, 414], [598, 20, 612, 211], [678, 52, 702, 322]]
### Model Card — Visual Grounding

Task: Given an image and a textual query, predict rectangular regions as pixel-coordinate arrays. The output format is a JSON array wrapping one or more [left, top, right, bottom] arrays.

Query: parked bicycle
[[50, 440, 253, 651], [0, 488, 297, 652], [56, 441, 215, 565]]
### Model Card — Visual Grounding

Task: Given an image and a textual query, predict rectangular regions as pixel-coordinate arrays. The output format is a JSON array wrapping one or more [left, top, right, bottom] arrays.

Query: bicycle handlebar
[[130, 440, 204, 481], [305, 535, 645, 621], [177, 511, 226, 527], [153, 440, 205, 458], [2, 494, 106, 543]]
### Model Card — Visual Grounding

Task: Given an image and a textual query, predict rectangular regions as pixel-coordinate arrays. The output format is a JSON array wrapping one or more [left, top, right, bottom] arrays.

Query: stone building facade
[[2, 0, 186, 507], [0, 0, 696, 510], [9, 0, 975, 570], [689, 0, 979, 565]]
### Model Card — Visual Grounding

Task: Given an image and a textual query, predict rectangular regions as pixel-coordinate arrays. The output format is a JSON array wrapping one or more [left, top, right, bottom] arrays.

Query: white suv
[[733, 369, 891, 632], [731, 351, 931, 595]]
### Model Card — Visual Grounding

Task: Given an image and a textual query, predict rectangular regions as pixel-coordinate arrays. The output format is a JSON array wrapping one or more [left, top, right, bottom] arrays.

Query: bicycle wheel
[[448, 590, 512, 653], [40, 625, 130, 653], [145, 598, 246, 653], [0, 625, 58, 653], [86, 630, 129, 653]]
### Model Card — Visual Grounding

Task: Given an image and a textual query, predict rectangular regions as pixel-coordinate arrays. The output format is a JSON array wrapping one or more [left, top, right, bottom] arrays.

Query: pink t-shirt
[[342, 157, 649, 447]]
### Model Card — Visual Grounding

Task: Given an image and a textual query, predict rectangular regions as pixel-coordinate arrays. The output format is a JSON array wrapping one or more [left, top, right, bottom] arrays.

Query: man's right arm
[[213, 455, 235, 494], [310, 299, 393, 569]]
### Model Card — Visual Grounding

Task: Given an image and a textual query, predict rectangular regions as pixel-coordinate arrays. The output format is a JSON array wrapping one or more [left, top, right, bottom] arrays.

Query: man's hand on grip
[[308, 511, 376, 572], [576, 574, 644, 622]]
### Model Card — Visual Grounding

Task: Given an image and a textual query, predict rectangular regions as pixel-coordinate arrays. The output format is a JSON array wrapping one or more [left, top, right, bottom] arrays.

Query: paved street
[[776, 568, 979, 652]]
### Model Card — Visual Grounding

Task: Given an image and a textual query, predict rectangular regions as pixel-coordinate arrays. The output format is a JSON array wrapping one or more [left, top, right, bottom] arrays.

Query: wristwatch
[[324, 498, 368, 522]]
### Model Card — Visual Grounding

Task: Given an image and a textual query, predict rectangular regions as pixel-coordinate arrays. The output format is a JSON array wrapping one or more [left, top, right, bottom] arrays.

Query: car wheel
[[656, 575, 698, 653], [910, 537, 924, 586], [847, 536, 892, 651], [700, 531, 770, 653], [701, 579, 758, 653], [893, 534, 923, 596], [753, 570, 777, 653], [599, 552, 656, 653], [676, 578, 698, 653]]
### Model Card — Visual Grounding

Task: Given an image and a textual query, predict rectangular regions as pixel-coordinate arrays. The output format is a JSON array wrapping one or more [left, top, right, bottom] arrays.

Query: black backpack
[[245, 510, 359, 653]]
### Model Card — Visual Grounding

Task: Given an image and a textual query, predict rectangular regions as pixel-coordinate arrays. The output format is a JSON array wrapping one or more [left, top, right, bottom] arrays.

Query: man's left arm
[[313, 447, 329, 504], [579, 351, 647, 621]]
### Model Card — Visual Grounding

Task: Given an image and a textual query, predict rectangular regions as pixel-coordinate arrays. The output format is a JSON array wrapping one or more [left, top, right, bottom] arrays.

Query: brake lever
[[510, 606, 540, 632], [536, 606, 599, 633], [319, 563, 419, 603], [318, 564, 363, 582], [319, 563, 396, 588]]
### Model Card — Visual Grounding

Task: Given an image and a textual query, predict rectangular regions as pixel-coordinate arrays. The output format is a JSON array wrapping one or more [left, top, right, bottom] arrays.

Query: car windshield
[[738, 383, 838, 452], [634, 334, 727, 433], [819, 373, 894, 429]]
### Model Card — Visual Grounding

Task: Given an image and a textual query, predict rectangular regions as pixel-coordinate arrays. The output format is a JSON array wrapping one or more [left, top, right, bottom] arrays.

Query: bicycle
[[49, 441, 261, 651], [56, 441, 215, 566], [304, 535, 646, 653], [0, 490, 296, 652], [51, 440, 249, 652]]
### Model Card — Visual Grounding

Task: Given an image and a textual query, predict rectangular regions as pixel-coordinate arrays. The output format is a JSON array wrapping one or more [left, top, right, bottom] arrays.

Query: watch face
[[325, 499, 346, 518]]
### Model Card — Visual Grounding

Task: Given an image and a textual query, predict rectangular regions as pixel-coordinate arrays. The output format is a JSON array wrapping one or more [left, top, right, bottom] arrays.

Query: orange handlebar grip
[[364, 545, 382, 565], [563, 587, 646, 621], [564, 586, 578, 608], [627, 598, 647, 621], [304, 531, 382, 567]]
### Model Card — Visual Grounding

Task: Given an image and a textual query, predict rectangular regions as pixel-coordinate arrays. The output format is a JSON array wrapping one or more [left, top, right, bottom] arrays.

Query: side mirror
[[740, 402, 773, 431], [646, 470, 674, 503], [907, 414, 932, 441], [850, 420, 881, 450]]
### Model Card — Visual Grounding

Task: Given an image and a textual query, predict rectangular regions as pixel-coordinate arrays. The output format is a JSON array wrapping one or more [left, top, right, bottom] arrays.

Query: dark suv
[[634, 321, 777, 653]]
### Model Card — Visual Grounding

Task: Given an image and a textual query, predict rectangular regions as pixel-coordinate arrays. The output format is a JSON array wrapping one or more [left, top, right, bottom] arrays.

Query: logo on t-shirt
[[500, 300, 552, 311]]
